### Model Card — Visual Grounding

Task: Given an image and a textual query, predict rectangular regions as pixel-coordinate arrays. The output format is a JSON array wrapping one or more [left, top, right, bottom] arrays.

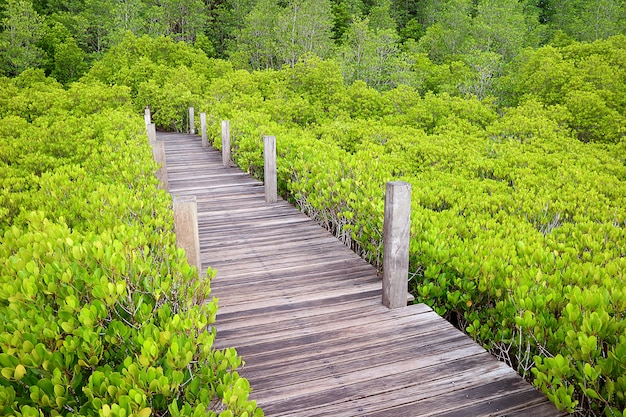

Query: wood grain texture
[[160, 131, 567, 417], [172, 195, 201, 275], [221, 119, 230, 166], [383, 181, 411, 309], [201, 112, 207, 148]]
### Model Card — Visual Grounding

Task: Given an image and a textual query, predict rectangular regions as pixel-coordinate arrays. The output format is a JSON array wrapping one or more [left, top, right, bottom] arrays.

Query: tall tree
[[157, 0, 207, 42], [78, 0, 112, 53], [551, 0, 626, 41], [390, 0, 422, 28], [0, 0, 45, 75], [337, 10, 404, 90], [416, 0, 473, 62], [110, 0, 146, 43], [472, 0, 536, 61], [43, 0, 84, 14], [231, 0, 281, 69], [330, 0, 365, 41], [368, 0, 396, 31], [420, 0, 453, 27], [338, 17, 372, 83], [51, 35, 87, 83], [277, 0, 334, 67], [207, 0, 257, 58]]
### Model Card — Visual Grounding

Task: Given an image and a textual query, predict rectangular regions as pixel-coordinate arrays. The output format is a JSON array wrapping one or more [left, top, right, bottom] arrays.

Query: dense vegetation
[[1, 0, 626, 416], [0, 71, 261, 415], [3, 0, 626, 90]]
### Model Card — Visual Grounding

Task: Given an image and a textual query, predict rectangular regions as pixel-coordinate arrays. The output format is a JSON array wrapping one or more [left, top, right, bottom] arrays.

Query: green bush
[[503, 36, 626, 143], [0, 72, 261, 416]]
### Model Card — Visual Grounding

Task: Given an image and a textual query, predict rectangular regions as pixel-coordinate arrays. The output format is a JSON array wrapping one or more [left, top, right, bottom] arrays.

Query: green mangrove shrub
[[0, 71, 261, 416]]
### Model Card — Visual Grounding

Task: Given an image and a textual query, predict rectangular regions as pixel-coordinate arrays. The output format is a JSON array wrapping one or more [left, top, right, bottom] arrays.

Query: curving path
[[160, 131, 566, 417]]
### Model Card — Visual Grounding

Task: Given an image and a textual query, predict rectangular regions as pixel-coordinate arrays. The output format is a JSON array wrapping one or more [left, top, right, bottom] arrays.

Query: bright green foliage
[[0, 71, 262, 416], [471, 0, 535, 61], [416, 0, 474, 63], [76, 0, 113, 54], [279, 0, 335, 68], [503, 35, 626, 143], [51, 36, 88, 83], [70, 0, 208, 54], [152, 0, 208, 43], [85, 33, 225, 131]]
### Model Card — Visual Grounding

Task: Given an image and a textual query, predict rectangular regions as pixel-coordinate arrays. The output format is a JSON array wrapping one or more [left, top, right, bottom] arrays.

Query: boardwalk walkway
[[160, 131, 565, 416]]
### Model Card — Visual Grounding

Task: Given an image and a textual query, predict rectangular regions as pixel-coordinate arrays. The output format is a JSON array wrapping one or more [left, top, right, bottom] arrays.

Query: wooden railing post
[[189, 107, 195, 134], [201, 112, 208, 148], [264, 135, 277, 203], [382, 181, 411, 309], [221, 120, 231, 167], [144, 106, 151, 127], [147, 123, 157, 144], [173, 196, 202, 277], [151, 140, 168, 191]]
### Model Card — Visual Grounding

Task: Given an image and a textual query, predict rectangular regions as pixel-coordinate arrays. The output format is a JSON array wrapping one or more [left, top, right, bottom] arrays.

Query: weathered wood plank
[[244, 330, 471, 389], [368, 378, 555, 417], [503, 401, 570, 417], [216, 304, 440, 349], [267, 356, 517, 416]]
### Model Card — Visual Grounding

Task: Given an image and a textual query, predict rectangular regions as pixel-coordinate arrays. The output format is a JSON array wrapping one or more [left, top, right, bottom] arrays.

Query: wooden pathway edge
[[160, 131, 566, 417]]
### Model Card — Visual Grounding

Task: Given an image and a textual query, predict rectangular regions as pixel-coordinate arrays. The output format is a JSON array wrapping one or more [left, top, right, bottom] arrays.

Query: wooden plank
[[363, 378, 548, 417], [267, 356, 517, 416], [220, 309, 443, 362], [214, 295, 383, 330], [251, 339, 488, 411], [205, 256, 371, 280], [216, 304, 441, 349], [214, 288, 381, 321], [209, 264, 378, 295], [211, 283, 383, 318], [501, 401, 569, 417], [243, 330, 471, 388]]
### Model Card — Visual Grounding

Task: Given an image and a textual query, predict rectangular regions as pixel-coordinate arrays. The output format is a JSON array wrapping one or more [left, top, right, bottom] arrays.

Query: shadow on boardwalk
[[160, 131, 566, 417]]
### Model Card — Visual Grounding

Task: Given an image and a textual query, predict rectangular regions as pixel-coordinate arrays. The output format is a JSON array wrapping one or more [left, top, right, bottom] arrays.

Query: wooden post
[[144, 106, 151, 127], [221, 120, 231, 167], [264, 135, 277, 203], [189, 107, 195, 134], [382, 181, 411, 309], [201, 112, 208, 148], [173, 196, 202, 277], [151, 140, 168, 191], [147, 123, 157, 144]]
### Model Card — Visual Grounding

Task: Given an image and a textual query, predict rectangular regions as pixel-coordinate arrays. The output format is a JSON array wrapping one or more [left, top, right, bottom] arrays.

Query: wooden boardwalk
[[160, 131, 566, 417]]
